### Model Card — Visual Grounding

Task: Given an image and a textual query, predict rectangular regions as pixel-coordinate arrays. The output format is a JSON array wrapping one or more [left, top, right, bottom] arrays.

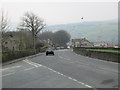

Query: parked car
[[56, 47, 60, 50], [46, 48, 54, 56], [60, 47, 64, 49]]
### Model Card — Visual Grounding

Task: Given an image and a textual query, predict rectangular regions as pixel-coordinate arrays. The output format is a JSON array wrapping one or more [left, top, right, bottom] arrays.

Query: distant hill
[[45, 20, 118, 44]]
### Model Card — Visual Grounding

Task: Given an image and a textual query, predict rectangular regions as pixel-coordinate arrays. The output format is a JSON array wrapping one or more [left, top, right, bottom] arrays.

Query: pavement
[[2, 49, 119, 88]]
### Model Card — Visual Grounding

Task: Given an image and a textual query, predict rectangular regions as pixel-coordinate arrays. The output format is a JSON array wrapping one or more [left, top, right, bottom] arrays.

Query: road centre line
[[40, 64, 93, 88], [58, 54, 71, 61], [24, 67, 35, 71], [24, 59, 93, 88]]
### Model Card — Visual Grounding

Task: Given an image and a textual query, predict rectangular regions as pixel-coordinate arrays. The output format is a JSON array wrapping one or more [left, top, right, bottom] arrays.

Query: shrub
[[2, 50, 34, 62]]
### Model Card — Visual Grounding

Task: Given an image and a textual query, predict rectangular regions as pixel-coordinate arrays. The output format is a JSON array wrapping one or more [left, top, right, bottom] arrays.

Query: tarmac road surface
[[2, 49, 118, 88]]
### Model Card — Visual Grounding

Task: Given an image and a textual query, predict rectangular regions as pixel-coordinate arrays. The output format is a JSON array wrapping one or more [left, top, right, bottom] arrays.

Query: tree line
[[39, 30, 71, 48], [0, 11, 71, 54]]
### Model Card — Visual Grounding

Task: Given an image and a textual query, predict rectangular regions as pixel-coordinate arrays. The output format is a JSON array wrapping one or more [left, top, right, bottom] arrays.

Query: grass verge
[[86, 49, 120, 53]]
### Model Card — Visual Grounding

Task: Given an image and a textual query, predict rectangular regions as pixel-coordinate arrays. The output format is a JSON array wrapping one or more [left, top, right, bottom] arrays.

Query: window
[[13, 47, 14, 51], [5, 42, 8, 44]]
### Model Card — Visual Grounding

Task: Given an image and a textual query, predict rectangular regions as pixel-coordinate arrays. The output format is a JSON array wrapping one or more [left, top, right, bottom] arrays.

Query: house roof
[[72, 38, 90, 43], [92, 42, 108, 44]]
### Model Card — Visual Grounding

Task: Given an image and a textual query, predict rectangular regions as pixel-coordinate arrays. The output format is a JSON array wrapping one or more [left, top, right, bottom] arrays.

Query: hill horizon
[[44, 19, 118, 45]]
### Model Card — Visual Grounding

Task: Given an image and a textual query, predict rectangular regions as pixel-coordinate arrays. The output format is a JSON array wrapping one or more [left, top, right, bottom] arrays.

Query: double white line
[[23, 59, 42, 67], [23, 59, 94, 89]]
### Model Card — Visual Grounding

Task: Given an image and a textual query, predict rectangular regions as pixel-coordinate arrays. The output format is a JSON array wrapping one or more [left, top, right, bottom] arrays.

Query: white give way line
[[0, 66, 21, 77], [23, 59, 94, 88], [0, 72, 15, 77], [23, 59, 42, 67], [2, 66, 21, 71]]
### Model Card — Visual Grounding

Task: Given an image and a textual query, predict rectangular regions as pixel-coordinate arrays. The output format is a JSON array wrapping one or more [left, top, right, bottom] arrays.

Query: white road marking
[[2, 66, 21, 71], [58, 54, 71, 61], [23, 59, 42, 67], [42, 65, 93, 88], [58, 55, 63, 59], [0, 72, 15, 77], [24, 67, 35, 71], [24, 60, 38, 67], [24, 59, 93, 88]]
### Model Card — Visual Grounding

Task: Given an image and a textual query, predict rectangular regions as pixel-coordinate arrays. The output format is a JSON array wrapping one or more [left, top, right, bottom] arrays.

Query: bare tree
[[0, 10, 9, 35], [0, 10, 10, 52], [18, 12, 46, 53]]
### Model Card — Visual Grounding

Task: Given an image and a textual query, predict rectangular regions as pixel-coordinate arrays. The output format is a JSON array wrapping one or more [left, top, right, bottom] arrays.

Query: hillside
[[45, 20, 118, 44]]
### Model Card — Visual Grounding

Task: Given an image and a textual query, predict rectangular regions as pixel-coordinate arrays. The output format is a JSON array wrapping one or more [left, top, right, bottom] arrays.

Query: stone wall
[[73, 48, 119, 63]]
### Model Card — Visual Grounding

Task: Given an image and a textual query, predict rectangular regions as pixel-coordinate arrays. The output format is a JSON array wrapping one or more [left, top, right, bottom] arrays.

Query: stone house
[[93, 42, 108, 47], [2, 38, 21, 51], [72, 38, 93, 47]]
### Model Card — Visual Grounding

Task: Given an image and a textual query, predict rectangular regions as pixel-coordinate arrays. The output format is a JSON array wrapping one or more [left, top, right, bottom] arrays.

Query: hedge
[[2, 46, 47, 63], [2, 50, 35, 62]]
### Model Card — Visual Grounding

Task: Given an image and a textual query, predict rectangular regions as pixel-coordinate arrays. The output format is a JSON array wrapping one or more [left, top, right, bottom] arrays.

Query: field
[[86, 49, 120, 53]]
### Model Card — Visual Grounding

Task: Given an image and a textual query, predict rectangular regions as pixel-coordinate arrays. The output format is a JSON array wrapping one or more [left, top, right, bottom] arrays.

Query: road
[[2, 49, 118, 88]]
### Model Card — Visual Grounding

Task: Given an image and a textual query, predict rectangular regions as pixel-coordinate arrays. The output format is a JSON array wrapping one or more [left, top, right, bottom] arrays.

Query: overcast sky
[[2, 2, 118, 25]]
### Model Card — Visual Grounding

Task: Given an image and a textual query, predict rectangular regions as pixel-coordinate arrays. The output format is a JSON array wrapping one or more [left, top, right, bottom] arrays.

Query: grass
[[86, 49, 120, 53]]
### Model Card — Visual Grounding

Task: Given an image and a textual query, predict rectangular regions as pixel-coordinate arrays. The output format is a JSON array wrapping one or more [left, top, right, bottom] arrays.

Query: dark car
[[46, 48, 54, 56]]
